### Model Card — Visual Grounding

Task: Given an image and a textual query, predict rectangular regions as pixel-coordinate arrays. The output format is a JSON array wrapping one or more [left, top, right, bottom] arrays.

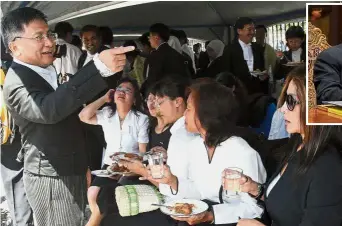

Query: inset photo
[[307, 3, 342, 124]]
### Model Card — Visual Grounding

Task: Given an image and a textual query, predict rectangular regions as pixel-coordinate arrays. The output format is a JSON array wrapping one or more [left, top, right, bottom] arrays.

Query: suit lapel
[[233, 41, 250, 72]]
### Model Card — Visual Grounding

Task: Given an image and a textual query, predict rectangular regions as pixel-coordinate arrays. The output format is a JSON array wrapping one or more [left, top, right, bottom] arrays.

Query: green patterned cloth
[[115, 184, 164, 217]]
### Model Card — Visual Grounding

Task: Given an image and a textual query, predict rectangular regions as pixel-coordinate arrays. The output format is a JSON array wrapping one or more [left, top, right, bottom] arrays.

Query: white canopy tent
[[1, 1, 312, 41]]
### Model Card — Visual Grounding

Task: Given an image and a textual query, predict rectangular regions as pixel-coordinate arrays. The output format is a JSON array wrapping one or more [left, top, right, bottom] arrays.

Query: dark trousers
[[0, 136, 33, 226]]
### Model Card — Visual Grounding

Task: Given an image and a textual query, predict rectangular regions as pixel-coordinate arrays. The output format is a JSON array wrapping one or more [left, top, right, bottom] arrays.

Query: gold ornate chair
[[308, 22, 331, 108]]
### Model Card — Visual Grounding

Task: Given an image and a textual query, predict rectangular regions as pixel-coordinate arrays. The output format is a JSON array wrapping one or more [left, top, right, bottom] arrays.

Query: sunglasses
[[285, 94, 300, 111]]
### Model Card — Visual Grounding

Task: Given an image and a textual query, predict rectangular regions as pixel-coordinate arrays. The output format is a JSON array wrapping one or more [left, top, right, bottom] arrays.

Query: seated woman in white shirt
[[146, 81, 267, 225], [79, 77, 149, 226]]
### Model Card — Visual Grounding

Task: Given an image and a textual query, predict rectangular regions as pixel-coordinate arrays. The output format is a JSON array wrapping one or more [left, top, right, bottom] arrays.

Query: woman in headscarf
[[196, 40, 226, 78]]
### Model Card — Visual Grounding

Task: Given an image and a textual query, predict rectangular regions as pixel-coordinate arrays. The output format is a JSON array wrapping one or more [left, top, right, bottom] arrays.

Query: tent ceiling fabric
[[1, 1, 308, 40]]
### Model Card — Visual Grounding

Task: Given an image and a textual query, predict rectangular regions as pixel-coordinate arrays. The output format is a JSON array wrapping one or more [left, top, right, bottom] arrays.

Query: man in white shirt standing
[[222, 17, 267, 94], [53, 22, 82, 83]]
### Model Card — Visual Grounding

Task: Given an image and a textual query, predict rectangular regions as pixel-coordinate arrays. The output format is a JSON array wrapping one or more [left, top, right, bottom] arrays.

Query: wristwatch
[[250, 183, 264, 200]]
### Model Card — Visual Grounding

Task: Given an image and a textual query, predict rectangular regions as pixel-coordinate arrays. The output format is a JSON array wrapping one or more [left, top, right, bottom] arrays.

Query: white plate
[[160, 199, 209, 218], [91, 170, 115, 177], [250, 71, 266, 77], [283, 62, 303, 67]]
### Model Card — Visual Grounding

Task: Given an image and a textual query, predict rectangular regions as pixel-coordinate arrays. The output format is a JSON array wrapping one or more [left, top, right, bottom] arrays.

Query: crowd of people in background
[[1, 6, 341, 226]]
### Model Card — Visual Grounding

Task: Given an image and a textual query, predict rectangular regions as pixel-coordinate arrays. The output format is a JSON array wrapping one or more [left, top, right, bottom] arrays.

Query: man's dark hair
[[256, 25, 267, 33], [1, 7, 47, 51], [234, 17, 254, 30], [54, 22, 73, 39], [99, 26, 113, 45], [139, 32, 151, 47], [71, 35, 82, 49], [123, 40, 138, 57], [149, 23, 170, 42], [285, 26, 305, 40], [80, 25, 100, 38]]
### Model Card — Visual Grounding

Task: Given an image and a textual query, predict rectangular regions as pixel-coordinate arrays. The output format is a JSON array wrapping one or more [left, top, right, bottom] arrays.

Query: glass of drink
[[223, 167, 243, 199], [148, 152, 164, 179]]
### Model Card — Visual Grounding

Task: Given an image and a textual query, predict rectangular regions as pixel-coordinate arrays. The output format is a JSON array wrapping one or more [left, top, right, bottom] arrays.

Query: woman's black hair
[[215, 72, 249, 127], [108, 77, 143, 117], [190, 81, 240, 147], [145, 84, 158, 134], [153, 74, 190, 100]]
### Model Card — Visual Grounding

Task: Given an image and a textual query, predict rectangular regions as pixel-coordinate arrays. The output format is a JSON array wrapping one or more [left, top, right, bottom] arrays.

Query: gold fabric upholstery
[[308, 22, 331, 108]]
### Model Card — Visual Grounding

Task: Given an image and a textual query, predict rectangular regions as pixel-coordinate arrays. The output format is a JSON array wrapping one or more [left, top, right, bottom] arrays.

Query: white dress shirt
[[13, 58, 58, 90], [166, 135, 267, 224], [83, 52, 96, 67], [96, 107, 149, 166], [182, 44, 196, 72], [158, 117, 198, 198], [291, 48, 302, 63], [238, 39, 254, 72], [53, 38, 82, 75]]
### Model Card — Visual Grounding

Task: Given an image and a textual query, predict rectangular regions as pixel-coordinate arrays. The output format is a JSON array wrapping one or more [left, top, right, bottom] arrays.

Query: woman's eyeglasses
[[285, 94, 300, 111], [116, 87, 132, 94], [145, 98, 155, 104]]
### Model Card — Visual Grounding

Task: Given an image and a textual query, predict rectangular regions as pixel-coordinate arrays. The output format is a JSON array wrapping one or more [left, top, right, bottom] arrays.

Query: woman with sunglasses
[[236, 65, 342, 226], [79, 77, 149, 226]]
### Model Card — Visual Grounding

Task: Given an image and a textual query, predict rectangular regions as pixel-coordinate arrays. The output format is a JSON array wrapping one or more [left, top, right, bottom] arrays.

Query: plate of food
[[110, 152, 144, 162], [283, 61, 304, 67], [91, 169, 115, 178], [106, 163, 130, 175], [250, 70, 266, 77], [158, 199, 209, 218]]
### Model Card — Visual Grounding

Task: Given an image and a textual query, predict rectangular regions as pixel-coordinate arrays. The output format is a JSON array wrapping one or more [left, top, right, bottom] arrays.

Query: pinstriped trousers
[[23, 171, 87, 226]]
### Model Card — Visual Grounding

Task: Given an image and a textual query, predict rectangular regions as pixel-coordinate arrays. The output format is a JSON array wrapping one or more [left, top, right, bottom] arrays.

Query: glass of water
[[148, 152, 164, 179], [223, 167, 243, 199]]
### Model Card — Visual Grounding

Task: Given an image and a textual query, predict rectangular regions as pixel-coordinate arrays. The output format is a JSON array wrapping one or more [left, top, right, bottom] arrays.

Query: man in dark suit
[[141, 23, 191, 97], [222, 17, 267, 94], [1, 7, 134, 226], [314, 44, 342, 104], [77, 25, 120, 173]]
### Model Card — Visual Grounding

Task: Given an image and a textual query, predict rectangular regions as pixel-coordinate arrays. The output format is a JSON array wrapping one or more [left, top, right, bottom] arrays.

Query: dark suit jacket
[[265, 143, 342, 226], [313, 44, 342, 104], [141, 43, 191, 96], [222, 40, 266, 94], [3, 62, 107, 176], [196, 56, 225, 79]]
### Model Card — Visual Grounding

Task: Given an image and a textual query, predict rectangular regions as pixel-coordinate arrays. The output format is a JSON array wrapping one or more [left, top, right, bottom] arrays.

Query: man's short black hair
[[256, 25, 267, 33], [234, 17, 254, 30], [123, 40, 137, 49], [99, 26, 113, 45], [54, 22, 74, 39], [178, 30, 187, 40], [285, 26, 305, 40], [138, 32, 151, 47], [149, 23, 170, 42], [80, 25, 100, 38], [1, 7, 47, 51]]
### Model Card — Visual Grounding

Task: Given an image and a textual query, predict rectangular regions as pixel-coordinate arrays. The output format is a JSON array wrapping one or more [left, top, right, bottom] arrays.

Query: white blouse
[[158, 117, 198, 197], [96, 107, 149, 166], [164, 135, 267, 224]]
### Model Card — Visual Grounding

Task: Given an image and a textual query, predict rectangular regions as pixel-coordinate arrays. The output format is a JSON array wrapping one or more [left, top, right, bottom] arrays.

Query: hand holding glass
[[223, 167, 243, 198], [148, 152, 164, 179]]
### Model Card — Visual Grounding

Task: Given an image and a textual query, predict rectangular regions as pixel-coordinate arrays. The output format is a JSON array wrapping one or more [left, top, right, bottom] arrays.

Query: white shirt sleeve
[[93, 53, 115, 77], [212, 138, 267, 224], [96, 106, 111, 126], [138, 115, 149, 144], [70, 47, 82, 74]]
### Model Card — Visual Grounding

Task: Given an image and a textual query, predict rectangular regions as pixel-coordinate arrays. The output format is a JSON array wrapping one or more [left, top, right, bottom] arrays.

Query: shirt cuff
[[93, 53, 114, 77]]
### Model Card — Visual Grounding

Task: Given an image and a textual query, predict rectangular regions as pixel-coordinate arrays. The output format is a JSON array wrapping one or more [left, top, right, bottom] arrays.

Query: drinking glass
[[223, 167, 243, 199], [148, 152, 164, 179]]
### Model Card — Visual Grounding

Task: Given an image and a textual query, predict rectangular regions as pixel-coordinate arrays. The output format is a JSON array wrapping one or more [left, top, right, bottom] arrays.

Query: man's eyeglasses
[[116, 87, 133, 95], [13, 32, 58, 42], [285, 94, 300, 111]]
